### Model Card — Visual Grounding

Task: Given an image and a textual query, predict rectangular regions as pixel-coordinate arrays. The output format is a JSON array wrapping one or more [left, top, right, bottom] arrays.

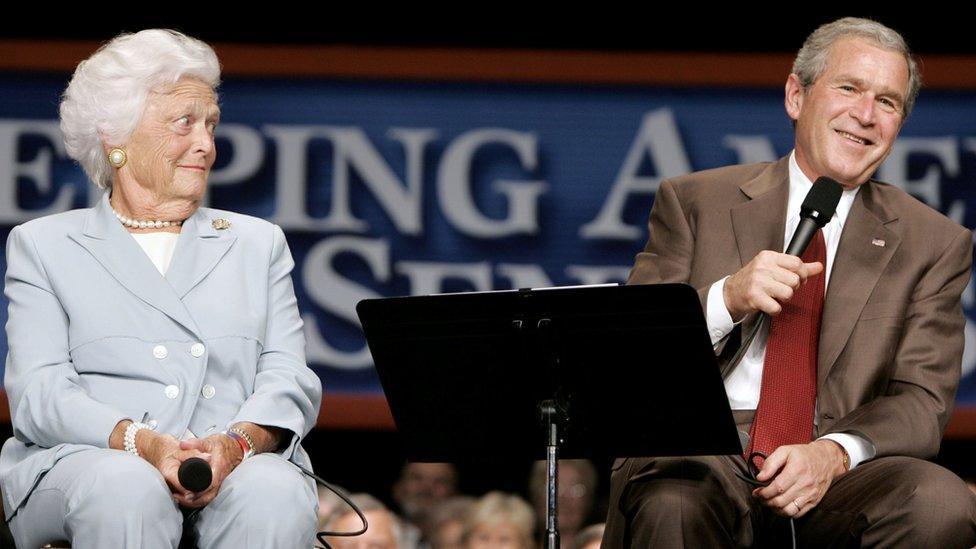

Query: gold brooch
[[212, 218, 231, 230]]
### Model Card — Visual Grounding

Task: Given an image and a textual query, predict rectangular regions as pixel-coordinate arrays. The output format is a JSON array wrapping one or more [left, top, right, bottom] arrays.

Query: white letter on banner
[[579, 109, 691, 241], [302, 235, 390, 370], [264, 125, 325, 230], [565, 265, 632, 285], [265, 125, 436, 234], [877, 137, 958, 209], [946, 199, 976, 378], [395, 261, 492, 295], [200, 124, 265, 206], [496, 264, 553, 289], [0, 120, 74, 222], [723, 135, 778, 164], [326, 127, 434, 235], [437, 129, 548, 238]]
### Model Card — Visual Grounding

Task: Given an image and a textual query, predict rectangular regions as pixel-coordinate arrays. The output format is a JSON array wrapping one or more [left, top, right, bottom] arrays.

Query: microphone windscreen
[[178, 457, 213, 492], [801, 177, 844, 227]]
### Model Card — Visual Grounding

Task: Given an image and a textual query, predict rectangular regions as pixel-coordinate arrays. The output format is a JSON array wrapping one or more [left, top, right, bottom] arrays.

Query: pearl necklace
[[111, 206, 184, 229]]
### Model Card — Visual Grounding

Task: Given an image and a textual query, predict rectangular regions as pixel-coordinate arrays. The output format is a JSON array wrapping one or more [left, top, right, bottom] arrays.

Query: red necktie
[[745, 229, 826, 464]]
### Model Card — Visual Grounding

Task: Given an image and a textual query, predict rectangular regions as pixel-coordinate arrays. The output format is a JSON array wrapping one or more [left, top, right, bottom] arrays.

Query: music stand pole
[[540, 399, 560, 549]]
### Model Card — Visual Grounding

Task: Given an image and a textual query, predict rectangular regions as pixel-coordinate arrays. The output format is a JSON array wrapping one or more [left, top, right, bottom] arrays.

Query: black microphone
[[785, 177, 844, 257], [178, 457, 213, 492]]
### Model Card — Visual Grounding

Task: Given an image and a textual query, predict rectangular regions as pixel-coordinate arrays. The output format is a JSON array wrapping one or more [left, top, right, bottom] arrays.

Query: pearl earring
[[108, 148, 127, 169]]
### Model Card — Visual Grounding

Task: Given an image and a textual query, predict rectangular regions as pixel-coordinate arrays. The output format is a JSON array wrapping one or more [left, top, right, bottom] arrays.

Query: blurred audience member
[[427, 496, 476, 549], [569, 524, 604, 549], [325, 493, 409, 549], [529, 459, 597, 547], [392, 462, 459, 536], [462, 492, 535, 549], [318, 484, 348, 532]]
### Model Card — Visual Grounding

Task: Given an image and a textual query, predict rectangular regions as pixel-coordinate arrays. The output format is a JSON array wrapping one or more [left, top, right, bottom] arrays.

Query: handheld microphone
[[785, 177, 844, 256], [178, 457, 213, 492], [720, 176, 844, 379]]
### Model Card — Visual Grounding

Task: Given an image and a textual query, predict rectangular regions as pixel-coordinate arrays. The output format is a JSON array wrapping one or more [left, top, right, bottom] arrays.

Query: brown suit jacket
[[628, 156, 972, 459]]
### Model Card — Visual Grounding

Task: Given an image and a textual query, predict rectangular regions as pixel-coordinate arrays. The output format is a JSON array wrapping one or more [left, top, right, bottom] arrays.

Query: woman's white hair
[[59, 29, 221, 189], [462, 491, 535, 548]]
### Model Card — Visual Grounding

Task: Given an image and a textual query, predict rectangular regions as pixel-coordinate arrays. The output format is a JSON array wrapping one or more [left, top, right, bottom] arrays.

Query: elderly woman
[[462, 492, 535, 549], [0, 30, 321, 547]]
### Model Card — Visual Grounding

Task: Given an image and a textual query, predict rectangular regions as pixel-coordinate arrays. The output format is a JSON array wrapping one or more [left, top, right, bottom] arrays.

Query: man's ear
[[784, 73, 805, 122]]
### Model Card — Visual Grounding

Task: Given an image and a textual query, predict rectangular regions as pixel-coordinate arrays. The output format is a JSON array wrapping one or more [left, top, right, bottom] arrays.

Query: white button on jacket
[[152, 345, 168, 359], [190, 343, 205, 358]]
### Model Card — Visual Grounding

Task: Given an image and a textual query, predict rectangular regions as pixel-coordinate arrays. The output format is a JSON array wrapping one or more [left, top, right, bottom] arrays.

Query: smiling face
[[393, 463, 458, 522], [786, 37, 910, 189], [117, 77, 220, 208]]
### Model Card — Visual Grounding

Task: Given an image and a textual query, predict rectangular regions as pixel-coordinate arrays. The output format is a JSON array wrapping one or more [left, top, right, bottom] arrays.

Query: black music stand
[[357, 283, 740, 549]]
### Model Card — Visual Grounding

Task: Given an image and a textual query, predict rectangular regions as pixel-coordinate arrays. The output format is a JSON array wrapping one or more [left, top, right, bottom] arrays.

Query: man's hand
[[724, 251, 823, 321], [752, 440, 848, 518], [177, 434, 246, 508]]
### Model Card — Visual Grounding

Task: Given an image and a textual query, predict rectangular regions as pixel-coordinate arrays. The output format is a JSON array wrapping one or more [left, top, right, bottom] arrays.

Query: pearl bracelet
[[124, 421, 150, 457]]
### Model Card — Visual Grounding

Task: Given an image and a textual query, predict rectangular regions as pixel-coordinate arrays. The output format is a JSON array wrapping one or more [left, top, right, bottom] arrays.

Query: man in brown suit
[[603, 17, 976, 548]]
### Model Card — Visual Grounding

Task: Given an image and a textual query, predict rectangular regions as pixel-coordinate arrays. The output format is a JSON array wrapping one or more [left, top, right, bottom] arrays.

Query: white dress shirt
[[705, 151, 876, 468]]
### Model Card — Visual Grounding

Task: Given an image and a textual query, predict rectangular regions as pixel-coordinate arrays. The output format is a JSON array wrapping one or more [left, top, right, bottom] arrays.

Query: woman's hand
[[109, 420, 283, 509], [109, 420, 209, 506], [177, 434, 245, 508], [138, 430, 212, 507]]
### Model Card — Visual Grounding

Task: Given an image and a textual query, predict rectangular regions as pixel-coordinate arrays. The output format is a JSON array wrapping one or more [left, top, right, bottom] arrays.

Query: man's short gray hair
[[59, 29, 221, 189], [325, 493, 403, 546], [792, 17, 920, 117]]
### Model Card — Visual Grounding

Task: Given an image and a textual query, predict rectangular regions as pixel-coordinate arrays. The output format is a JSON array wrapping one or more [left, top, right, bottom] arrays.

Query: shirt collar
[[787, 150, 858, 230]]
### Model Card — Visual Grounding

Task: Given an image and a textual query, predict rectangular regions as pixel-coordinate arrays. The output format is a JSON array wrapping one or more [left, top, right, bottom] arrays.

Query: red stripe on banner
[[316, 392, 395, 431], [0, 40, 975, 88], [0, 389, 974, 436], [944, 406, 976, 440], [0, 389, 395, 431]]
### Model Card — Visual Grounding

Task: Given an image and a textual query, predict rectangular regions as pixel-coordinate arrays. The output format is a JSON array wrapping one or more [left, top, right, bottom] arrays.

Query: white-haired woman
[[0, 29, 321, 547], [463, 492, 536, 549]]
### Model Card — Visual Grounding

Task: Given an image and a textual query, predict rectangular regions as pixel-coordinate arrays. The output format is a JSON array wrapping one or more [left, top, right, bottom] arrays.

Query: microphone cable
[[733, 452, 797, 549], [721, 313, 767, 379], [294, 464, 370, 549], [179, 463, 369, 549]]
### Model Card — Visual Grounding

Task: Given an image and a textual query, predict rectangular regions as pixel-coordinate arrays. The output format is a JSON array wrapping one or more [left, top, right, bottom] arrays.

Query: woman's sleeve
[[4, 225, 128, 449], [229, 225, 322, 459]]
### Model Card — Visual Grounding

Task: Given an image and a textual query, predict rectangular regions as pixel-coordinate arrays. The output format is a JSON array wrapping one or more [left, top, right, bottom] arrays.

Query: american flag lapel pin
[[871, 238, 886, 247]]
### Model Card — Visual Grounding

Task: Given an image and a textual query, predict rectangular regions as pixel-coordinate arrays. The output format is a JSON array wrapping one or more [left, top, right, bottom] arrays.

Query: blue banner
[[1, 74, 974, 405]]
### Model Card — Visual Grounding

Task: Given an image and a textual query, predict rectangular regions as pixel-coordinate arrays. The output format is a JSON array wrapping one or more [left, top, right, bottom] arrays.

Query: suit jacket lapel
[[818, 182, 900, 385], [726, 158, 791, 340], [67, 193, 235, 341], [165, 208, 237, 299], [730, 157, 791, 267]]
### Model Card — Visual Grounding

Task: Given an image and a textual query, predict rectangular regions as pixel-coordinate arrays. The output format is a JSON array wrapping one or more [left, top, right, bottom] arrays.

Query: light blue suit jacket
[[0, 192, 323, 518]]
